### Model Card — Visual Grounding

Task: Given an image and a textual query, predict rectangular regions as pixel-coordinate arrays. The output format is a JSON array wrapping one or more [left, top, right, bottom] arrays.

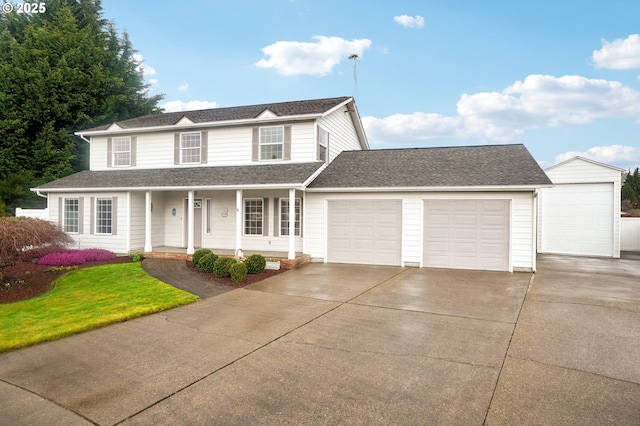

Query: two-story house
[[34, 96, 552, 272]]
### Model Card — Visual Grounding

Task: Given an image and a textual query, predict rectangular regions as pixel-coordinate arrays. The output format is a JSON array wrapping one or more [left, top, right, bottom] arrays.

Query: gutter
[[305, 184, 554, 193], [31, 183, 310, 194]]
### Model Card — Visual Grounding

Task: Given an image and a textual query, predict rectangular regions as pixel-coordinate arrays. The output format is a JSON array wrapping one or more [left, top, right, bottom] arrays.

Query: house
[[537, 156, 625, 258], [33, 96, 552, 272]]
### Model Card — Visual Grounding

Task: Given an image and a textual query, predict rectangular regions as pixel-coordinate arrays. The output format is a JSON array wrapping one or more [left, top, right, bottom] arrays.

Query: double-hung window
[[280, 198, 301, 236], [112, 136, 131, 166], [64, 198, 79, 233], [317, 127, 329, 162], [95, 198, 113, 235], [181, 132, 201, 164], [260, 126, 283, 160], [244, 199, 263, 235]]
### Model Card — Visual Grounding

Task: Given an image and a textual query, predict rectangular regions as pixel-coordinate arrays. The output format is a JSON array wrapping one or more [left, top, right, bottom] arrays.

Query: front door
[[184, 198, 203, 248]]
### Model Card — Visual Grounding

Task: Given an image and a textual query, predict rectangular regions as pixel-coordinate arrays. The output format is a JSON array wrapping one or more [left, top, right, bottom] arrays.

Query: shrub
[[81, 248, 116, 262], [130, 253, 144, 262], [196, 252, 218, 273], [192, 248, 213, 266], [38, 250, 87, 267], [244, 253, 266, 274], [213, 257, 236, 278], [229, 262, 247, 284]]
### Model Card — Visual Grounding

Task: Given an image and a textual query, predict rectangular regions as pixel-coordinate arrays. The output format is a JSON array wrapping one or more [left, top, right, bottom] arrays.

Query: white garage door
[[423, 200, 510, 271], [327, 200, 402, 266], [541, 183, 613, 256]]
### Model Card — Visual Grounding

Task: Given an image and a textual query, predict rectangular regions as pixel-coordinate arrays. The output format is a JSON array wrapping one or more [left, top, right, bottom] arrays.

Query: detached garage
[[538, 157, 624, 258], [306, 145, 552, 272]]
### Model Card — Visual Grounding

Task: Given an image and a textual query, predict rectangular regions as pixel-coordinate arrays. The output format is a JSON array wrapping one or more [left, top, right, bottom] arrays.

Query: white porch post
[[187, 190, 195, 255], [288, 188, 295, 260], [235, 189, 242, 253], [144, 191, 152, 252]]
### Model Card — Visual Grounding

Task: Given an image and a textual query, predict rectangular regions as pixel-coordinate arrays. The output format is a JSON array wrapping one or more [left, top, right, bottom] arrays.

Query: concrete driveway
[[1, 255, 639, 425]]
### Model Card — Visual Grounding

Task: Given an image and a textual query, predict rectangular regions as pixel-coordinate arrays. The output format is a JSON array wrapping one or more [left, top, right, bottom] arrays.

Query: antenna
[[348, 54, 359, 100]]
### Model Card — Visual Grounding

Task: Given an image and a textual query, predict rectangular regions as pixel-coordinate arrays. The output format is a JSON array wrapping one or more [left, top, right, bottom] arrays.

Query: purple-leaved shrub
[[38, 248, 116, 266], [81, 248, 116, 262]]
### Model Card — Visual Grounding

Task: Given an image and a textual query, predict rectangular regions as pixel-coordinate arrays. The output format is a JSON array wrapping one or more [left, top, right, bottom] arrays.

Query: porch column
[[144, 191, 152, 252], [288, 188, 295, 260], [235, 189, 242, 252], [187, 190, 195, 255]]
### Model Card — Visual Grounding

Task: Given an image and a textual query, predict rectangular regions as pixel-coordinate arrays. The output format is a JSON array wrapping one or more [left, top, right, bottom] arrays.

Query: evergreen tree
[[0, 0, 163, 214], [621, 168, 640, 209]]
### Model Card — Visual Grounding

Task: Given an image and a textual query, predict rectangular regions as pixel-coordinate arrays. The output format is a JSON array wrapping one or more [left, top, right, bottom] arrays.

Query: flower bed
[[38, 248, 116, 266]]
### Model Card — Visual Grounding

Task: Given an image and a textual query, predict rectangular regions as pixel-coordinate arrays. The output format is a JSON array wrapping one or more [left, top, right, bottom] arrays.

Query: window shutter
[[326, 133, 330, 162], [263, 198, 269, 236], [112, 197, 117, 235], [273, 197, 280, 237], [90, 197, 95, 234], [174, 133, 180, 165], [299, 198, 303, 237], [201, 131, 208, 164], [130, 136, 137, 167], [58, 197, 63, 229], [107, 138, 112, 167], [283, 125, 291, 160], [78, 197, 84, 234], [252, 127, 259, 161]]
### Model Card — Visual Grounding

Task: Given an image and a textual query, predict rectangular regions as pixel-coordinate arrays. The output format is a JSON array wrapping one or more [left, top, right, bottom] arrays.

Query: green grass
[[0, 262, 199, 352]]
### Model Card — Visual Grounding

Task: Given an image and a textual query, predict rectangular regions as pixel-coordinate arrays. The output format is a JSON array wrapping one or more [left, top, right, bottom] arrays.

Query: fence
[[15, 208, 49, 221], [621, 217, 640, 251]]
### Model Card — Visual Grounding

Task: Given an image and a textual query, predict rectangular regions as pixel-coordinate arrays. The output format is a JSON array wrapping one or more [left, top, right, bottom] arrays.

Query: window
[[317, 127, 329, 162], [280, 198, 301, 236], [112, 136, 131, 166], [95, 198, 113, 234], [205, 199, 212, 234], [260, 126, 283, 160], [244, 199, 263, 235], [181, 132, 201, 164], [64, 198, 79, 233]]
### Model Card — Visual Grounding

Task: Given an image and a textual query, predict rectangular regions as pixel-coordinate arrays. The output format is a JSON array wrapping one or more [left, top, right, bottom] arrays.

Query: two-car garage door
[[326, 199, 511, 271]]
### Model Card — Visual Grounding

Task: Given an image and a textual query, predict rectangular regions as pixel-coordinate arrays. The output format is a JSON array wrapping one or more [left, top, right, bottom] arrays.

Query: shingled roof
[[36, 162, 325, 191], [82, 96, 352, 132], [307, 144, 552, 189]]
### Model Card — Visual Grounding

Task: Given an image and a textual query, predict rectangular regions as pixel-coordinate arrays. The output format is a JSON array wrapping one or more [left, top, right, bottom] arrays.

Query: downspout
[[532, 189, 539, 273]]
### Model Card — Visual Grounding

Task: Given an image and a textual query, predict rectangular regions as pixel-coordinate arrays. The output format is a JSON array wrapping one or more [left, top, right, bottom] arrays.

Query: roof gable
[[545, 156, 625, 173], [308, 144, 552, 189]]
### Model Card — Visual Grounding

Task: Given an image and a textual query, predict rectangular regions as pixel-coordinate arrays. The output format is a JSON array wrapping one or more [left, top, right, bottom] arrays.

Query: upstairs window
[[280, 198, 301, 237], [112, 136, 131, 167], [260, 126, 283, 160], [181, 132, 201, 164], [317, 127, 329, 162]]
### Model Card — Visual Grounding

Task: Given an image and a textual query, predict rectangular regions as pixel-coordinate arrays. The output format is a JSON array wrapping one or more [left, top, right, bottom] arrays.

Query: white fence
[[15, 208, 49, 221], [621, 217, 640, 251]]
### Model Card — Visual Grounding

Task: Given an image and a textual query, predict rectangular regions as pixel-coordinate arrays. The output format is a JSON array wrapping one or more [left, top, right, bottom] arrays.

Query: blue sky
[[102, 0, 640, 171]]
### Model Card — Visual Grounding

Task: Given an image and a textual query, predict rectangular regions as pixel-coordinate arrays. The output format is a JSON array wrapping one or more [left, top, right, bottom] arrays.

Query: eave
[[32, 183, 310, 194], [305, 184, 553, 193]]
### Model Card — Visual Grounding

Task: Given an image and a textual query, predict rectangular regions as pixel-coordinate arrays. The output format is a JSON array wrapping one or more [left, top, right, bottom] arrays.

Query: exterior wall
[[90, 120, 320, 171], [49, 192, 129, 253], [129, 192, 145, 250], [304, 191, 536, 271], [15, 207, 49, 220], [621, 218, 640, 251], [538, 158, 622, 257], [317, 107, 364, 161]]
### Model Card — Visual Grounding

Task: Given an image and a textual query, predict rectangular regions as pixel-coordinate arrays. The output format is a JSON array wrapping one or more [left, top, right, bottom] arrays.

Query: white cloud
[[554, 145, 639, 164], [178, 82, 189, 92], [161, 100, 218, 112], [393, 15, 425, 29], [255, 36, 372, 76], [364, 74, 640, 145], [133, 53, 157, 77], [592, 34, 640, 69]]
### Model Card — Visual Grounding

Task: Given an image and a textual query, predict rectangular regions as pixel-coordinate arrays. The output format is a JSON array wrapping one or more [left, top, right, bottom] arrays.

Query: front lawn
[[0, 262, 198, 352]]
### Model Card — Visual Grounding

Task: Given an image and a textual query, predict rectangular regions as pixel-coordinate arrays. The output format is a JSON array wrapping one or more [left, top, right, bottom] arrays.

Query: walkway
[[142, 258, 232, 299]]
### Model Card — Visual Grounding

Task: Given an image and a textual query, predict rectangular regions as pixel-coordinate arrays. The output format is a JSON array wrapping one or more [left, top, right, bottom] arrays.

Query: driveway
[[1, 255, 639, 425]]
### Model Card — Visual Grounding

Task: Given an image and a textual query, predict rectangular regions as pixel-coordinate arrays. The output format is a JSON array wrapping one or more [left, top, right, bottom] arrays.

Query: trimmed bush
[[196, 252, 218, 273], [213, 257, 236, 278], [192, 248, 213, 266], [244, 253, 266, 274], [229, 262, 247, 284]]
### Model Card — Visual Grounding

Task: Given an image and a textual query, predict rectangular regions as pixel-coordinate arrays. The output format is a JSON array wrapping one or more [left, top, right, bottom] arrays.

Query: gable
[[545, 156, 624, 184]]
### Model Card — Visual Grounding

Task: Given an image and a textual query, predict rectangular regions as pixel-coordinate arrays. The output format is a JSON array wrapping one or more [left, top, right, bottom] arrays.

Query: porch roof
[[34, 162, 325, 192]]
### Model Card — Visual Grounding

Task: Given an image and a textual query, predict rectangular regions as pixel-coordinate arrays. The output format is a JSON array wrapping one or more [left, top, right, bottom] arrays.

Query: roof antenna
[[348, 54, 359, 100]]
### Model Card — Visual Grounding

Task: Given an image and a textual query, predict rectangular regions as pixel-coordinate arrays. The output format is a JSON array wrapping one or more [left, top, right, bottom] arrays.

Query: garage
[[540, 183, 613, 257], [423, 200, 510, 271], [327, 199, 402, 266]]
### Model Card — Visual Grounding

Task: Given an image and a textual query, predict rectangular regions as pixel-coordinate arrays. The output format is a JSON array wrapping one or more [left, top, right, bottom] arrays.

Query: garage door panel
[[327, 200, 402, 266], [424, 200, 510, 271]]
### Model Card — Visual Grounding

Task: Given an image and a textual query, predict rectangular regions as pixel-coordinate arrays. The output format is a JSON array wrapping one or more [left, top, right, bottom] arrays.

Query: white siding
[[305, 191, 536, 271], [621, 218, 640, 251], [538, 157, 622, 258], [129, 192, 145, 250], [317, 108, 363, 161]]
